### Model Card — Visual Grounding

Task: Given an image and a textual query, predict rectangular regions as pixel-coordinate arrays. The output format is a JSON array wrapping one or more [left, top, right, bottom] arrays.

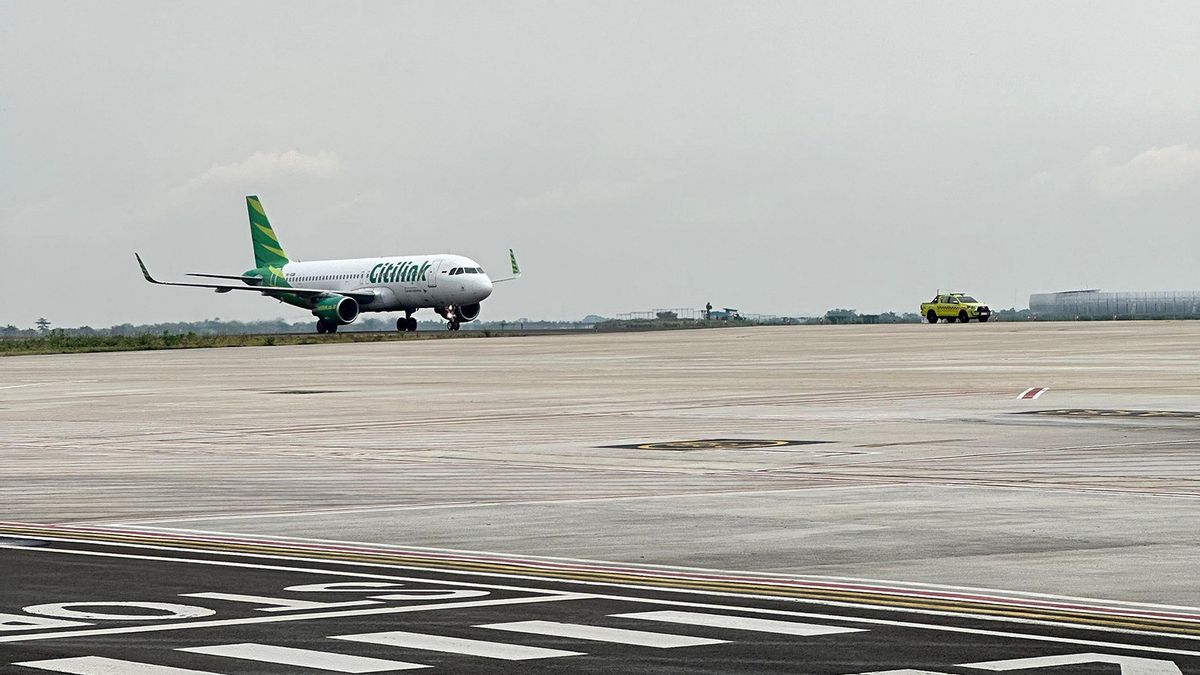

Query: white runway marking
[[0, 592, 581, 645], [15, 656, 222, 674], [180, 643, 428, 672], [479, 620, 726, 648], [613, 610, 866, 636], [332, 630, 583, 660], [965, 652, 1182, 674], [1018, 387, 1048, 400], [6, 540, 1200, 658]]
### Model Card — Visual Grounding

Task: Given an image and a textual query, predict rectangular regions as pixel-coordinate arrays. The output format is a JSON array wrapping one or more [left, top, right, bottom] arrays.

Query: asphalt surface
[[2, 535, 1198, 674]]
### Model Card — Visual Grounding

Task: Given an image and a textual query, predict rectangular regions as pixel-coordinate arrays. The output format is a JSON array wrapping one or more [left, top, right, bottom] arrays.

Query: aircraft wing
[[135, 253, 378, 303]]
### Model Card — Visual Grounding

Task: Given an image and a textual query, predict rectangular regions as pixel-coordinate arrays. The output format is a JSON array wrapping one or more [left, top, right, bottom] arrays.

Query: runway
[[2, 322, 1200, 672]]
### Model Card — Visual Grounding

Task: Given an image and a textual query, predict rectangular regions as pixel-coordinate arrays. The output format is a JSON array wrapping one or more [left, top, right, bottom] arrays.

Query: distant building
[[1029, 289, 1200, 319]]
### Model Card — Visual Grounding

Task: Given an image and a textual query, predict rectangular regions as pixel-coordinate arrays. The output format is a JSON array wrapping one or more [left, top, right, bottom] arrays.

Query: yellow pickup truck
[[921, 293, 992, 323]]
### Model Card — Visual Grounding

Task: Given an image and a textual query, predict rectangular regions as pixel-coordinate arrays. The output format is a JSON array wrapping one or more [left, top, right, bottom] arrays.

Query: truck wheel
[[958, 311, 969, 323], [927, 310, 938, 324]]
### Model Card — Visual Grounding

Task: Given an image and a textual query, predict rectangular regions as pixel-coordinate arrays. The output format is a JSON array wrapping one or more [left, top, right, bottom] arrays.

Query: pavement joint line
[[4, 524, 1200, 636], [90, 484, 905, 525], [7, 542, 1200, 660]]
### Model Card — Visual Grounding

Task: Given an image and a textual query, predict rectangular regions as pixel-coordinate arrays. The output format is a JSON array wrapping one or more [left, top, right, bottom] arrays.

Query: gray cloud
[[1087, 145, 1200, 200], [172, 150, 340, 198]]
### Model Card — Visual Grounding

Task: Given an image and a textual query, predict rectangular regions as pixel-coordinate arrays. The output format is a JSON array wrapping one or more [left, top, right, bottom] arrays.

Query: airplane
[[136, 195, 520, 334]]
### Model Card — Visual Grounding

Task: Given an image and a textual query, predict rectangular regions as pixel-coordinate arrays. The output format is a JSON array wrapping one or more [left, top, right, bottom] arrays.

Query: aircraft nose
[[479, 276, 494, 299]]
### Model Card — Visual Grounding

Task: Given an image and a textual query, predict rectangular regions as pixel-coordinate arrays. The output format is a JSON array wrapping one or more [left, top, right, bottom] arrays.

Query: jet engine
[[312, 295, 360, 325], [455, 303, 481, 322]]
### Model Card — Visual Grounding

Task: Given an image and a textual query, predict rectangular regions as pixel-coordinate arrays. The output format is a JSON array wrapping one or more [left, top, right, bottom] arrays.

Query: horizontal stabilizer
[[188, 273, 264, 283]]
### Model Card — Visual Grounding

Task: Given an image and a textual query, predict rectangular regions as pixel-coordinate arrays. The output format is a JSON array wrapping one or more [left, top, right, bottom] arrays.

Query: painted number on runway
[[2, 582, 490, 633]]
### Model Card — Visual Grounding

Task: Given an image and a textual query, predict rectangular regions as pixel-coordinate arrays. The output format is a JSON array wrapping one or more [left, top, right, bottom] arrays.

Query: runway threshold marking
[[478, 620, 727, 648], [15, 656, 221, 674], [3, 522, 1200, 638], [332, 630, 583, 660], [179, 643, 428, 671], [615, 610, 867, 636]]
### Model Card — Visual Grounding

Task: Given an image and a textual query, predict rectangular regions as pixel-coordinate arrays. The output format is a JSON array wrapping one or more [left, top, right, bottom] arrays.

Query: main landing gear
[[396, 312, 418, 332], [316, 320, 338, 334]]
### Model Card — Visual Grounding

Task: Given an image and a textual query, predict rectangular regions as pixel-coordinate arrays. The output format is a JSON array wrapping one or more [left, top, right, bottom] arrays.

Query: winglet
[[508, 249, 521, 278], [134, 252, 160, 284]]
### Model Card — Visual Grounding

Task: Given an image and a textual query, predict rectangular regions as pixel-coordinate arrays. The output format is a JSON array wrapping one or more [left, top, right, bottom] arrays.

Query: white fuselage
[[281, 253, 493, 313]]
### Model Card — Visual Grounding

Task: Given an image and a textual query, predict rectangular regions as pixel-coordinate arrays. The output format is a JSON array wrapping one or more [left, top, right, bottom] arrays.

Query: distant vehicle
[[137, 196, 521, 334], [921, 292, 992, 324]]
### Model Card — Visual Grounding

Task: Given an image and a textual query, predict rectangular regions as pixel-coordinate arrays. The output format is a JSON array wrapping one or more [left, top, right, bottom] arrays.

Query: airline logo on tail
[[509, 249, 521, 277]]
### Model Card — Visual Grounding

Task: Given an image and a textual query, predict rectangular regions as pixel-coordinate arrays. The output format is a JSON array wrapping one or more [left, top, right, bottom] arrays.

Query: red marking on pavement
[[1019, 387, 1047, 400]]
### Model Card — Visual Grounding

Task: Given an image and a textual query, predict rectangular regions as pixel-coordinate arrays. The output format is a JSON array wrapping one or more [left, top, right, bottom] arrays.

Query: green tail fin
[[247, 195, 290, 269]]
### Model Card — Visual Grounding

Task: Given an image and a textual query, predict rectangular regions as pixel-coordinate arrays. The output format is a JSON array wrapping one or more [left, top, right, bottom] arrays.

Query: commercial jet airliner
[[136, 195, 520, 333]]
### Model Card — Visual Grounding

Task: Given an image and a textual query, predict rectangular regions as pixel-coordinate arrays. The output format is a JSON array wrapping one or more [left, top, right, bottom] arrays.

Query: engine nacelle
[[455, 303, 481, 322], [312, 296, 359, 325]]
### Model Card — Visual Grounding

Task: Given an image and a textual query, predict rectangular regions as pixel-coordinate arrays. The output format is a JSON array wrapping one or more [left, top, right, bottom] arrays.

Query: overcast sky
[[3, 1, 1199, 326]]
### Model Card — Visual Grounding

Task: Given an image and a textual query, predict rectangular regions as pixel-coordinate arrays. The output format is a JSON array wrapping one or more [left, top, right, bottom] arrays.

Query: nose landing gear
[[437, 306, 461, 331]]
